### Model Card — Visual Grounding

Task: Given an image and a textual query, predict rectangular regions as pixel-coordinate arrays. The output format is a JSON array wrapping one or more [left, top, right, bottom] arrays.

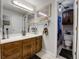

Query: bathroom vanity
[[0, 33, 42, 59]]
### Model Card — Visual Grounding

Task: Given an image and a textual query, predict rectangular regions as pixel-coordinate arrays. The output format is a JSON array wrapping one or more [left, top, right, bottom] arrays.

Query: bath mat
[[59, 48, 72, 59], [30, 54, 41, 59]]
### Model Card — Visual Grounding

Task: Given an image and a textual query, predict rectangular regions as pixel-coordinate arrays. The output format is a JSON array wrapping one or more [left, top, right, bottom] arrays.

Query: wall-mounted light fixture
[[12, 0, 34, 11], [39, 12, 48, 17], [59, 6, 62, 12], [59, 8, 62, 12]]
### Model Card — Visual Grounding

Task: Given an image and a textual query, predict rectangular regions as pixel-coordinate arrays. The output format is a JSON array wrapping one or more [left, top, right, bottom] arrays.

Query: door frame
[[56, 0, 78, 59], [73, 0, 78, 59]]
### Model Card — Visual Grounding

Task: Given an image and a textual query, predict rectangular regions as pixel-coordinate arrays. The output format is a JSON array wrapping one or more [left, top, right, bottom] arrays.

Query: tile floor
[[36, 50, 66, 59]]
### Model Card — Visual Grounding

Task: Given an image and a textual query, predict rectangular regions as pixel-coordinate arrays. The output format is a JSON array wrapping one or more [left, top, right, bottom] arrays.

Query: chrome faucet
[[31, 26, 37, 34]]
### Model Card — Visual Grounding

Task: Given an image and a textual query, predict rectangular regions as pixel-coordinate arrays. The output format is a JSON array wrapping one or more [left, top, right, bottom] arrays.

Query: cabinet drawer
[[2, 41, 22, 51], [23, 44, 32, 49], [23, 39, 32, 45], [2, 47, 22, 57], [23, 37, 37, 46]]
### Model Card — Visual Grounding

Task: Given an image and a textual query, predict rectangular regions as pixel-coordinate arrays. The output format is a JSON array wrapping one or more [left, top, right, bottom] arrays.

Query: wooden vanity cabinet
[[1, 36, 42, 59]]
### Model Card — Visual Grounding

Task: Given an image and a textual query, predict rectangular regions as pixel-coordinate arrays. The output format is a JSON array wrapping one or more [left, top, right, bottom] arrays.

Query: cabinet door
[[31, 37, 36, 54], [23, 39, 32, 59], [36, 36, 42, 53], [31, 36, 42, 54], [2, 41, 22, 59]]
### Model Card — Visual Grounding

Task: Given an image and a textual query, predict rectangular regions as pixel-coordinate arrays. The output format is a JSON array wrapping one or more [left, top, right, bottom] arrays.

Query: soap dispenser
[[6, 28, 9, 39]]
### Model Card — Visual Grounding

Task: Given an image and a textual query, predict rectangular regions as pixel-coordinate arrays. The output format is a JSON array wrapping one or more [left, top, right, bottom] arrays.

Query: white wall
[[73, 1, 77, 59], [43, 0, 57, 56], [3, 8, 23, 34], [36, 0, 57, 57]]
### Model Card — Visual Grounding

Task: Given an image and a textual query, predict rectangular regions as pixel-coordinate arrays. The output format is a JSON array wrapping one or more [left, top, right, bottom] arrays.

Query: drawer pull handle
[[25, 45, 31, 48]]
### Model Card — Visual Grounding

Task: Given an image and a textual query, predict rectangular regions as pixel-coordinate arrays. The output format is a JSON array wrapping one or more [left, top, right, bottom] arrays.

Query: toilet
[[64, 34, 72, 49]]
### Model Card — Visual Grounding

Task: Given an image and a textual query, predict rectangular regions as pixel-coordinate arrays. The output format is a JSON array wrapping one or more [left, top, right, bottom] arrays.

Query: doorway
[[57, 0, 75, 59]]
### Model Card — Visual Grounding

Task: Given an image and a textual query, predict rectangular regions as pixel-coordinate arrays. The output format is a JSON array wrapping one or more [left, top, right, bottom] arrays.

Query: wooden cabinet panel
[[1, 41, 22, 59], [3, 41, 22, 51], [23, 39, 32, 59], [31, 38, 37, 54], [31, 36, 42, 54], [36, 36, 42, 53]]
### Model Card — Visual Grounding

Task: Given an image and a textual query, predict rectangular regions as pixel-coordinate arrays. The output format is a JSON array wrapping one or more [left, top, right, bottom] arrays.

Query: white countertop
[[0, 33, 42, 44]]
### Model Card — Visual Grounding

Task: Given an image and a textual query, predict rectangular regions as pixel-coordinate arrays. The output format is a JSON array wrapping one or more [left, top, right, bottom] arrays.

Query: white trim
[[73, 0, 77, 59]]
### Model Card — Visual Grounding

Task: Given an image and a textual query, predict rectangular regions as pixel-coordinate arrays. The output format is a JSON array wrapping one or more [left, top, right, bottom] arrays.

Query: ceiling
[[57, 0, 74, 8], [3, 0, 74, 15], [3, 0, 34, 14], [3, 0, 52, 15], [24, 0, 52, 10]]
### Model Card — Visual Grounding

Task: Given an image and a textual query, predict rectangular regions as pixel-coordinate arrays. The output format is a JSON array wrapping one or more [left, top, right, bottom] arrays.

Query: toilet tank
[[64, 34, 73, 41]]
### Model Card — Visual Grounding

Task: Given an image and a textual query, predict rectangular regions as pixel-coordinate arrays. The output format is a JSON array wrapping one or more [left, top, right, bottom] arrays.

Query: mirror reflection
[[2, 0, 51, 39]]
